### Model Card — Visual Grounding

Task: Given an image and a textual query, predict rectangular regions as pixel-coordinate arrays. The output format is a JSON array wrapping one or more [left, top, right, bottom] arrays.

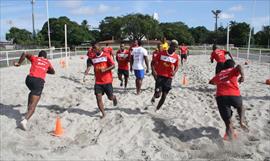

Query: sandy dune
[[0, 55, 269, 160]]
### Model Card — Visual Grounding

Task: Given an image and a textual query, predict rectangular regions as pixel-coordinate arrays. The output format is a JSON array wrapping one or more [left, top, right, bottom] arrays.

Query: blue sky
[[1, 0, 269, 41]]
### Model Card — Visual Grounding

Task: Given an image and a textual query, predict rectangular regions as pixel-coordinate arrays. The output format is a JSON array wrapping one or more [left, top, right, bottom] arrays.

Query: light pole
[[46, 0, 51, 49], [31, 0, 36, 38], [211, 10, 221, 32]]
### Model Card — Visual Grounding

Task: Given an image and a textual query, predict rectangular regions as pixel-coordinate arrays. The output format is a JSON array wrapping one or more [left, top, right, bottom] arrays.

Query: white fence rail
[[0, 47, 71, 67]]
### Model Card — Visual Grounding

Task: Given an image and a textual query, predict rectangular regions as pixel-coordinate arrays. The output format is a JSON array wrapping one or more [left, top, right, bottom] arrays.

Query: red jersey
[[210, 67, 240, 96], [152, 50, 160, 70], [211, 49, 227, 63], [103, 47, 113, 55], [28, 56, 53, 81], [87, 48, 94, 59], [92, 52, 115, 84], [154, 51, 179, 78], [116, 49, 130, 70], [179, 46, 188, 55]]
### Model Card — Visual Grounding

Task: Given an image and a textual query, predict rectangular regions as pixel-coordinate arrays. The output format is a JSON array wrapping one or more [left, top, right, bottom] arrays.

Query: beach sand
[[0, 55, 269, 160]]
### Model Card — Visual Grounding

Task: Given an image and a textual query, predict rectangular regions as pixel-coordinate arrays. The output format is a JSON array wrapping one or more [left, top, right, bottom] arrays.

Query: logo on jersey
[[160, 55, 177, 63], [92, 57, 107, 64]]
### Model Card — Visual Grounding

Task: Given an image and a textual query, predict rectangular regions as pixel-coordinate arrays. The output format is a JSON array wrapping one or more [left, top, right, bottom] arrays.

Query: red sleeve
[[107, 54, 115, 66], [210, 52, 214, 60], [210, 75, 219, 85], [27, 55, 35, 62], [229, 68, 240, 77], [174, 55, 180, 68]]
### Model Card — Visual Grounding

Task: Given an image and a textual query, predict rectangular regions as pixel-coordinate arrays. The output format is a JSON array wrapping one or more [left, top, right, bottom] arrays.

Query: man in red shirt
[[14, 51, 55, 130], [209, 59, 248, 141], [210, 44, 233, 74], [91, 44, 117, 118], [179, 43, 189, 65], [151, 41, 180, 111], [116, 43, 130, 88], [84, 42, 96, 76], [151, 43, 161, 80], [103, 43, 114, 59]]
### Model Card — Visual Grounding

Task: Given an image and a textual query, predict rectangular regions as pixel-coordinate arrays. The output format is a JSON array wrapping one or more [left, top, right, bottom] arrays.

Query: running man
[[211, 44, 233, 74], [209, 59, 248, 141], [179, 43, 189, 65], [116, 43, 130, 88], [161, 37, 169, 51], [130, 40, 150, 95], [151, 40, 180, 111], [103, 43, 114, 59], [14, 51, 55, 130], [151, 43, 161, 80], [84, 42, 96, 75], [91, 44, 117, 118]]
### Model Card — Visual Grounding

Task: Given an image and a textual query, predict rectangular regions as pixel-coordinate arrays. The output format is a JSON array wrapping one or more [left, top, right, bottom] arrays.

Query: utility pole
[[31, 0, 36, 38], [211, 10, 221, 32], [46, 0, 51, 49]]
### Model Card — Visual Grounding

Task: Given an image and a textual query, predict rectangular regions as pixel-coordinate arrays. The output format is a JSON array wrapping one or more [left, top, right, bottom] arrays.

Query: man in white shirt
[[130, 40, 149, 95]]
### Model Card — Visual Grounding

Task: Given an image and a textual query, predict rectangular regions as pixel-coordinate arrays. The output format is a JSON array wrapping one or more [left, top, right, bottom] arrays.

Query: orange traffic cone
[[182, 74, 188, 85], [223, 132, 237, 141], [52, 116, 64, 137]]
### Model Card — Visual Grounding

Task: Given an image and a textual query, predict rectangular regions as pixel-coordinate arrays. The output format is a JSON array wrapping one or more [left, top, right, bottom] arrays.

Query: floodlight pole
[[46, 0, 51, 50], [212, 10, 221, 32], [31, 0, 36, 37], [226, 23, 230, 51]]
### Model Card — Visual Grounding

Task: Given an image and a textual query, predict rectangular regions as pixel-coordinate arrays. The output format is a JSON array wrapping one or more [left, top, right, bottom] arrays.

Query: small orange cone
[[223, 132, 237, 141], [182, 74, 188, 85], [52, 116, 64, 137], [80, 56, 84, 59]]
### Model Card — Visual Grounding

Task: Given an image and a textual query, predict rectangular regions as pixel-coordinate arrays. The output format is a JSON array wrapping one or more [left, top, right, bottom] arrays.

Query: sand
[[0, 54, 269, 161]]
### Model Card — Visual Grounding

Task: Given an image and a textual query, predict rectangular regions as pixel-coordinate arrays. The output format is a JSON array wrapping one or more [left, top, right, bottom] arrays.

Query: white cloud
[[229, 4, 244, 12], [252, 16, 270, 29], [220, 12, 234, 19], [68, 3, 118, 16]]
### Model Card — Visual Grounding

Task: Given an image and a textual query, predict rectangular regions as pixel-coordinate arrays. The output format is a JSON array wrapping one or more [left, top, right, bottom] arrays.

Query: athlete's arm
[[236, 65, 244, 83], [47, 66, 55, 74], [101, 64, 115, 73], [144, 55, 149, 73], [172, 61, 180, 76], [14, 52, 32, 66], [130, 55, 134, 72], [226, 51, 233, 60]]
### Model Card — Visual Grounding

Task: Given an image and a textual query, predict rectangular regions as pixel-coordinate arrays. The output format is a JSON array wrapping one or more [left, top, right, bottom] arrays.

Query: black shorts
[[215, 62, 224, 74], [216, 96, 243, 122], [94, 84, 114, 98], [86, 58, 92, 67], [181, 54, 187, 60], [155, 76, 172, 93], [118, 69, 129, 77], [25, 75, 45, 96]]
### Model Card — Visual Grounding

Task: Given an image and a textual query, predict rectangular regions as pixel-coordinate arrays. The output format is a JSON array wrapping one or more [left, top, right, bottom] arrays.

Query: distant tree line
[[6, 14, 270, 48]]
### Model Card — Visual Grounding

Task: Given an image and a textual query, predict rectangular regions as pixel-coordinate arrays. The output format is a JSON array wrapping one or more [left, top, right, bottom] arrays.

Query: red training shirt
[[103, 47, 113, 55], [152, 49, 160, 70], [116, 49, 130, 70], [211, 49, 227, 63], [154, 51, 179, 78], [87, 48, 95, 59], [210, 67, 241, 96], [27, 55, 53, 81], [179, 46, 188, 55], [91, 52, 115, 84]]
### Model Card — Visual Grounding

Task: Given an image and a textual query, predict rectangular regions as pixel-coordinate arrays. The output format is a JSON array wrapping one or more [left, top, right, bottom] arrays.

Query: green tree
[[40, 16, 94, 47], [99, 16, 123, 40], [229, 21, 250, 46], [6, 27, 33, 45], [254, 26, 270, 48], [160, 22, 194, 44], [189, 26, 210, 44]]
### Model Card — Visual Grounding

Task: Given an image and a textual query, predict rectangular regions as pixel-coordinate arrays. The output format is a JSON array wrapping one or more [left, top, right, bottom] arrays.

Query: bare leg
[[118, 73, 123, 86], [136, 78, 143, 95], [156, 92, 168, 111], [108, 95, 118, 106], [84, 66, 91, 75], [237, 106, 249, 131], [25, 94, 40, 120], [96, 94, 105, 118], [151, 90, 161, 104], [124, 75, 129, 88], [224, 119, 234, 141]]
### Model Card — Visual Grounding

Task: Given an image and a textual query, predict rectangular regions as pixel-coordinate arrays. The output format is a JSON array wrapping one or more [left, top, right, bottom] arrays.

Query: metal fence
[[0, 47, 71, 67]]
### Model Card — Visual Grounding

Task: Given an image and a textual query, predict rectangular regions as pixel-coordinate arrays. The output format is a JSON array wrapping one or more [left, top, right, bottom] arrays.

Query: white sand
[[0, 55, 269, 160]]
